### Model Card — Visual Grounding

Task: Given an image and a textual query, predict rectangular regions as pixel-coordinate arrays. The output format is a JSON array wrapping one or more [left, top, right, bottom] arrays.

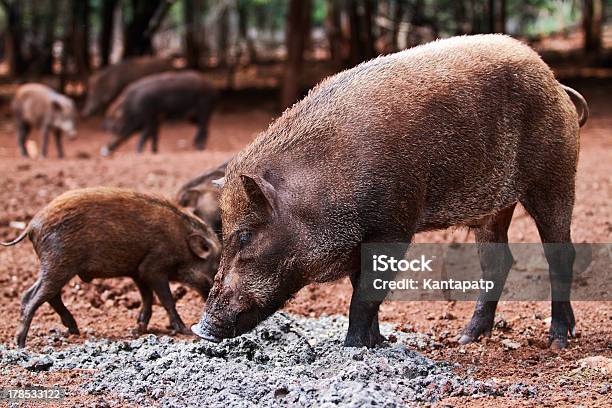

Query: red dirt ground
[[0, 78, 610, 407]]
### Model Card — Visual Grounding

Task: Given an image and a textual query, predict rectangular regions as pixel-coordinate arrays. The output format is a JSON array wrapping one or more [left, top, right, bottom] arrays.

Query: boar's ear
[[240, 174, 277, 217], [188, 234, 214, 260]]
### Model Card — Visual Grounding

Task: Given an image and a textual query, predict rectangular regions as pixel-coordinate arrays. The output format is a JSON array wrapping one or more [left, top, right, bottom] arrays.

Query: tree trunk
[[347, 0, 363, 65], [325, 0, 343, 65], [1, 1, 27, 75], [583, 0, 604, 53], [488, 0, 495, 33], [237, 0, 256, 63], [362, 0, 375, 59], [393, 0, 405, 51], [123, 0, 169, 57], [217, 5, 229, 67], [281, 0, 311, 109], [498, 0, 506, 33], [100, 0, 118, 67], [184, 0, 200, 68], [71, 0, 91, 76]]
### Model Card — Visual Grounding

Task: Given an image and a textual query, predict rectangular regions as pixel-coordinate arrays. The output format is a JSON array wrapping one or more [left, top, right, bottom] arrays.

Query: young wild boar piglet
[[176, 160, 229, 240], [12, 83, 77, 158], [1, 187, 221, 348]]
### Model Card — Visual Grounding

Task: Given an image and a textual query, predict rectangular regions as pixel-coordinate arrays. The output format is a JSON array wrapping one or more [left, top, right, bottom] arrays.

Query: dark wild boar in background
[[176, 160, 229, 240], [101, 70, 217, 155], [12, 83, 77, 158], [193, 35, 588, 350], [1, 187, 221, 348], [81, 56, 176, 117]]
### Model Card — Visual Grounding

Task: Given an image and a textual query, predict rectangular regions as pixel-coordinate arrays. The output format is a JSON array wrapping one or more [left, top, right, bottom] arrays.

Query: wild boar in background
[[12, 83, 77, 158], [101, 71, 217, 155], [193, 35, 588, 350], [81, 56, 176, 117], [1, 188, 221, 347], [176, 160, 229, 240]]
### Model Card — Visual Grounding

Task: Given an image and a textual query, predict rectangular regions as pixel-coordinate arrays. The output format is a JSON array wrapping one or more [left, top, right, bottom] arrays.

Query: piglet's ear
[[51, 100, 63, 111], [188, 234, 213, 260], [240, 174, 277, 217]]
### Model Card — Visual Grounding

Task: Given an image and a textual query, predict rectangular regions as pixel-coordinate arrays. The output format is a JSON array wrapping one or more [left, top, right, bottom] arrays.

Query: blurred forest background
[[0, 0, 610, 108]]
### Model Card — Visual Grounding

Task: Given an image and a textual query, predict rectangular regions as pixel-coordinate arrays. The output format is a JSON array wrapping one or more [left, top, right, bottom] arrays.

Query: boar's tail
[[0, 226, 30, 246], [560, 84, 589, 127]]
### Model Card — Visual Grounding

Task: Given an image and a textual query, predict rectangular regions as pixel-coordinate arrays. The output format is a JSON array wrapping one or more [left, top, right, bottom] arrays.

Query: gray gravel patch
[[0, 312, 535, 407]]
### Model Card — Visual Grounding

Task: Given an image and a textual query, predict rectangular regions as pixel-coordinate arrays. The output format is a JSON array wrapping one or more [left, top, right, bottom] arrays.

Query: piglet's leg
[[40, 126, 51, 158], [17, 121, 30, 157], [53, 129, 64, 159], [147, 278, 191, 335], [48, 294, 79, 335], [134, 279, 153, 334]]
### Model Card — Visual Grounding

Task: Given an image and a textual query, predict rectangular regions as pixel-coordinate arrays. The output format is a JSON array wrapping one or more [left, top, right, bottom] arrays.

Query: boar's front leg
[[53, 129, 64, 158], [459, 204, 516, 345], [40, 125, 51, 158], [344, 272, 386, 347], [101, 134, 130, 156]]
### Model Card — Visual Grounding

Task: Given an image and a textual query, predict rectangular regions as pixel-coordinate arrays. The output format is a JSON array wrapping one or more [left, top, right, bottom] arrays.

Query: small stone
[[501, 339, 521, 350], [25, 355, 53, 372]]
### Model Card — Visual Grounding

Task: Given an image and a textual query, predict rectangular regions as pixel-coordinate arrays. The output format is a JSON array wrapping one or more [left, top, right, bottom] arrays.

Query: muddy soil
[[0, 78, 610, 407]]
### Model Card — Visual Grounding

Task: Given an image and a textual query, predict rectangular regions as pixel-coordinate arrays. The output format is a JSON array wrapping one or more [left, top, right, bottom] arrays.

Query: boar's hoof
[[343, 332, 385, 348], [548, 336, 569, 350], [132, 323, 148, 336], [100, 146, 111, 157]]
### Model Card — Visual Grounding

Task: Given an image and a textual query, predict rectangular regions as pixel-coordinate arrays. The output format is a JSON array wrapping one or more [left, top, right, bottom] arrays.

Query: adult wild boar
[[1, 187, 221, 347], [176, 160, 229, 239], [12, 83, 77, 158], [193, 35, 589, 349], [81, 56, 175, 116], [101, 71, 217, 155]]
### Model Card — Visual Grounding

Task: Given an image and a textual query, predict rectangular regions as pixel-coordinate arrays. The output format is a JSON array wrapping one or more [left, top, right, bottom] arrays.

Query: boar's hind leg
[[48, 294, 79, 335], [136, 122, 159, 154], [16, 273, 71, 348], [134, 279, 153, 334], [193, 108, 212, 150], [344, 273, 386, 348], [459, 204, 516, 345], [16, 121, 30, 157], [522, 191, 576, 349]]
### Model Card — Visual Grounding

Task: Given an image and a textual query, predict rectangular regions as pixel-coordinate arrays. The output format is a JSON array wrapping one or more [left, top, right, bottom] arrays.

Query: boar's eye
[[238, 231, 252, 249]]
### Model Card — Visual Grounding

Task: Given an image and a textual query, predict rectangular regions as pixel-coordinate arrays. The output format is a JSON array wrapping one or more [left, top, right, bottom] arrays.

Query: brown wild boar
[[176, 160, 229, 240], [101, 71, 217, 155], [1, 187, 221, 348], [193, 35, 589, 350], [12, 83, 77, 158], [81, 56, 175, 117]]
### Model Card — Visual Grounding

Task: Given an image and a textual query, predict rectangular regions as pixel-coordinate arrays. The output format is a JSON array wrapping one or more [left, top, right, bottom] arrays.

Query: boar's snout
[[192, 278, 262, 342]]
